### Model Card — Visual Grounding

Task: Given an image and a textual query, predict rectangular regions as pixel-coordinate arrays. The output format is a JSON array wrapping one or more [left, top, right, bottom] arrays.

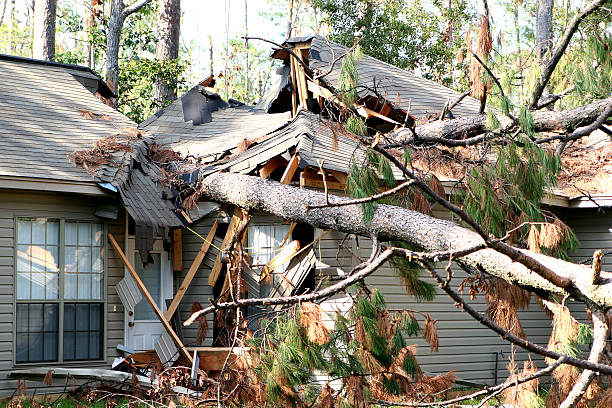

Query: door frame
[[123, 236, 173, 348]]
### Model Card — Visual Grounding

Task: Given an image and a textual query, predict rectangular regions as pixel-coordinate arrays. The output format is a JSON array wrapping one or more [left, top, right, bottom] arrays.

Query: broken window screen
[[15, 217, 105, 363]]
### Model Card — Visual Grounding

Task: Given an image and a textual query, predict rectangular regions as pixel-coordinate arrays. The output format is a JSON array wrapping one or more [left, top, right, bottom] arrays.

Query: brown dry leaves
[[423, 314, 439, 352], [69, 127, 147, 172], [485, 277, 530, 339]]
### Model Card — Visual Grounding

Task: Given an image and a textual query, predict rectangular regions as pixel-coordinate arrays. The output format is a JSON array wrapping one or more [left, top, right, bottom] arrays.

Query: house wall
[[0, 189, 125, 396]]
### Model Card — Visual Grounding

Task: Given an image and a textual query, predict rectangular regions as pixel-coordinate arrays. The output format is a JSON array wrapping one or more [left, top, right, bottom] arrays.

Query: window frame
[[12, 216, 108, 366]]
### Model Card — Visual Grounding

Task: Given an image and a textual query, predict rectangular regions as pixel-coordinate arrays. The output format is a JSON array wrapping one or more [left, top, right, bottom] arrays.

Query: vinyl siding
[[0, 189, 125, 396]]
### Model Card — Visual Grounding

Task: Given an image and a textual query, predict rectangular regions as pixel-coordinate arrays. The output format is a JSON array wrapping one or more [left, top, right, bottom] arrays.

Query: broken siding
[[0, 190, 125, 396], [177, 217, 216, 346]]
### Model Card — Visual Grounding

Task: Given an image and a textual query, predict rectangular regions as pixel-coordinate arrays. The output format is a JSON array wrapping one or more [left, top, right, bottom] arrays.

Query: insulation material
[[116, 273, 142, 313]]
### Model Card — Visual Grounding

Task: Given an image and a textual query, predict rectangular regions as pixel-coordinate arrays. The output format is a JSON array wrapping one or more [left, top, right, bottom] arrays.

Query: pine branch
[[419, 259, 612, 376]]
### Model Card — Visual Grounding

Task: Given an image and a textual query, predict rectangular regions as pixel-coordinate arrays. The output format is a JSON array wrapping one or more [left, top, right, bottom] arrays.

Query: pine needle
[[527, 225, 541, 253], [423, 314, 439, 352], [300, 302, 331, 345], [411, 190, 432, 215]]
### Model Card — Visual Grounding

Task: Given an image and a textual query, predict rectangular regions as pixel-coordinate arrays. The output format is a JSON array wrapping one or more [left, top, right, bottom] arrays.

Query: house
[[0, 54, 184, 394], [0, 33, 609, 396], [136, 36, 611, 385]]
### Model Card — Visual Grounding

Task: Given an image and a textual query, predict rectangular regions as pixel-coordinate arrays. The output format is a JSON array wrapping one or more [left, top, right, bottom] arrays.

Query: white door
[[125, 238, 173, 350]]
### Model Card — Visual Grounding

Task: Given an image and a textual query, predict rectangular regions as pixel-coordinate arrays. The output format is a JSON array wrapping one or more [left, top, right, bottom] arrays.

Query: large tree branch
[[529, 0, 608, 109], [390, 97, 612, 146], [195, 172, 612, 308], [122, 0, 152, 18]]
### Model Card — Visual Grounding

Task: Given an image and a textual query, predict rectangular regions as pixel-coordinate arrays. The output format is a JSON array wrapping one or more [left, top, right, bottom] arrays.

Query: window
[[247, 224, 291, 296], [15, 218, 105, 363]]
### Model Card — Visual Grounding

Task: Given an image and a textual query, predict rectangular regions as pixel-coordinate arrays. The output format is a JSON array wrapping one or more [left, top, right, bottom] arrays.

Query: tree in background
[[154, 0, 181, 105], [32, 0, 57, 60], [311, 0, 474, 85], [106, 0, 154, 105]]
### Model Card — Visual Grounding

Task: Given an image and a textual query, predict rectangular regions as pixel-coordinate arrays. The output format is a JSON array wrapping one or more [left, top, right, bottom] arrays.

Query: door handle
[[128, 321, 135, 327]]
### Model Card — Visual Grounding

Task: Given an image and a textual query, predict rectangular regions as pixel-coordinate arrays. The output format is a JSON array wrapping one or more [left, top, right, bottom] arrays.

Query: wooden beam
[[259, 240, 300, 282], [327, 169, 348, 185], [354, 104, 402, 125], [107, 233, 193, 364], [280, 154, 300, 184], [166, 221, 219, 321], [172, 229, 183, 272], [301, 170, 346, 191], [259, 156, 286, 179], [295, 49, 309, 109], [289, 57, 298, 116], [208, 208, 248, 287]]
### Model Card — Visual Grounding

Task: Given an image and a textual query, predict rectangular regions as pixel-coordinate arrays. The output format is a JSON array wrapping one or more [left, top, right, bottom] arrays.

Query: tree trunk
[[195, 172, 612, 309], [32, 0, 56, 60], [154, 0, 181, 105], [0, 0, 7, 26], [106, 0, 125, 105], [207, 34, 213, 77], [536, 0, 554, 61], [105, 0, 152, 107], [286, 0, 293, 38]]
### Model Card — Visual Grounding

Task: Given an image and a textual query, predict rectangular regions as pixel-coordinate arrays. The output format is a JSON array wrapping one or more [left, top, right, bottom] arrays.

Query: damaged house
[[0, 34, 610, 395]]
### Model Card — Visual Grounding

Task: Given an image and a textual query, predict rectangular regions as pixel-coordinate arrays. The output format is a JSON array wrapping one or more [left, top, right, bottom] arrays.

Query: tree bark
[[32, 0, 56, 60], [154, 0, 181, 105], [195, 172, 612, 309], [536, 0, 554, 61]]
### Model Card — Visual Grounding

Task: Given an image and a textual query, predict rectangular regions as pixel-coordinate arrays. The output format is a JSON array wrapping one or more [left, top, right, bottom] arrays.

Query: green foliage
[[312, 0, 474, 85], [390, 241, 436, 301], [117, 58, 189, 123], [251, 292, 424, 404], [519, 106, 536, 139], [455, 138, 564, 241], [486, 110, 501, 131]]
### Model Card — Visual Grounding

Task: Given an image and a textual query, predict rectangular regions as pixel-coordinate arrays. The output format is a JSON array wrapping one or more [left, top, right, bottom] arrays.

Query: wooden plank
[[355, 104, 402, 125], [107, 233, 193, 364], [259, 156, 286, 179], [327, 169, 348, 185], [296, 49, 309, 108], [289, 57, 298, 116], [165, 220, 219, 320], [259, 240, 300, 282], [172, 229, 183, 272], [184, 347, 250, 372], [280, 154, 300, 184], [208, 208, 247, 287], [301, 171, 346, 191]]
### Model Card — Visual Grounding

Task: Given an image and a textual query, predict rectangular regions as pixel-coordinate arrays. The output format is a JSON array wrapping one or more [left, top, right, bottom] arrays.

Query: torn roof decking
[[205, 109, 403, 180], [273, 35, 482, 118], [141, 85, 291, 163], [0, 57, 133, 184]]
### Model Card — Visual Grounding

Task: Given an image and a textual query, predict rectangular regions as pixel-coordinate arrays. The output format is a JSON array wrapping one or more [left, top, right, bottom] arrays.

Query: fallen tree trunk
[[197, 172, 612, 308], [393, 97, 612, 143]]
